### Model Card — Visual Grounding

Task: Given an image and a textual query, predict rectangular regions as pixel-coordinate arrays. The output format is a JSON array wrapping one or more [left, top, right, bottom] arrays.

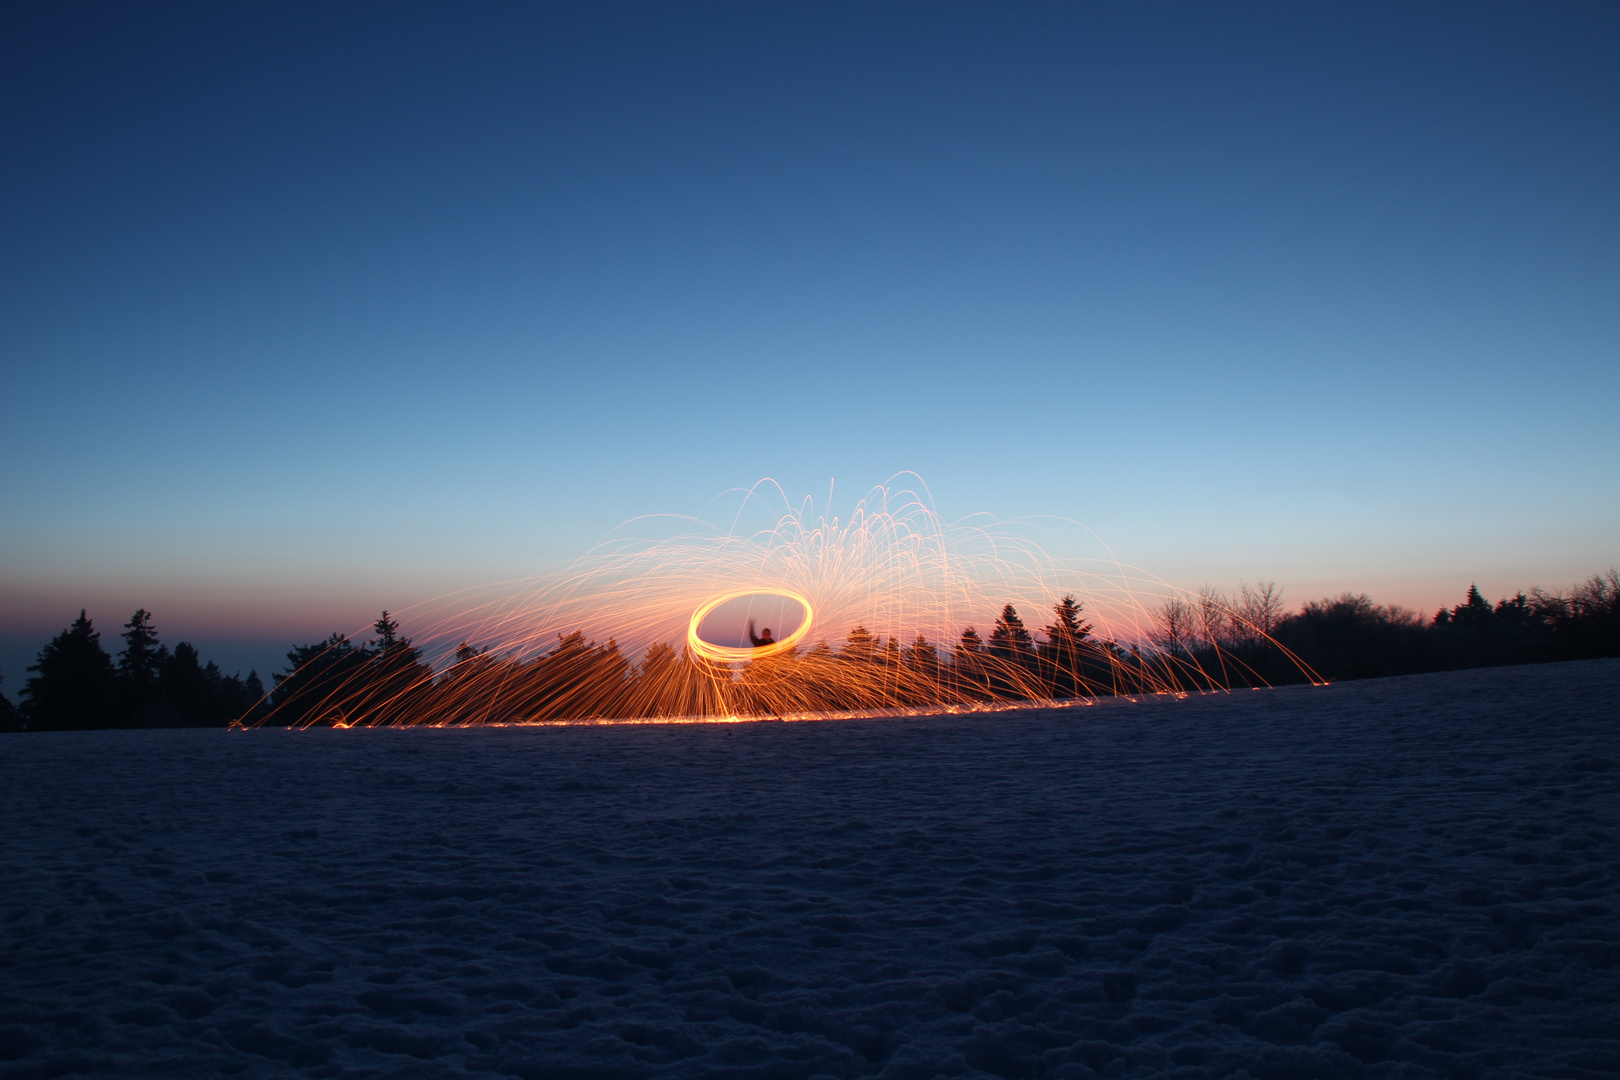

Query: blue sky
[[3, 2, 1617, 689]]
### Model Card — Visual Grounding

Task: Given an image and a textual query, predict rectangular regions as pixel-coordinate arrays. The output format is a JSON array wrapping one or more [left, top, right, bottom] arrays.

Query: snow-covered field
[[2, 660, 1617, 1080]]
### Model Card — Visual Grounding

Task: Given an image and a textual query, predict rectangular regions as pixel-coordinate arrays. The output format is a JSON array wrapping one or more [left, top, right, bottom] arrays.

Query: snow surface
[[1, 659, 1617, 1080]]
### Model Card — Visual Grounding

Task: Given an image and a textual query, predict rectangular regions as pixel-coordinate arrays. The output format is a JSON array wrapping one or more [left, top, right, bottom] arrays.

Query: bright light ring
[[687, 588, 814, 663]]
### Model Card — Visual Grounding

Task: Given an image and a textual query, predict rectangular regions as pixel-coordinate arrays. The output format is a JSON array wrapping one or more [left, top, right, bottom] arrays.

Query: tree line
[[5, 570, 1616, 730], [260, 599, 1159, 727], [1, 610, 265, 731], [1155, 570, 1620, 686]]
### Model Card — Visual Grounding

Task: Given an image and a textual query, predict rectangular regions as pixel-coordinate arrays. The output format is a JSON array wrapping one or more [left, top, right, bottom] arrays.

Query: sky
[[3, 2, 1617, 693]]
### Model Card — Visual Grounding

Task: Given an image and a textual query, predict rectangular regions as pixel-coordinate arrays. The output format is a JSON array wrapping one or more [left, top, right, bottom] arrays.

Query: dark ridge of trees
[[252, 599, 1134, 727], [9, 570, 1618, 730], [1154, 571, 1620, 688], [268, 612, 434, 727], [286, 570, 1613, 726], [9, 610, 266, 731]]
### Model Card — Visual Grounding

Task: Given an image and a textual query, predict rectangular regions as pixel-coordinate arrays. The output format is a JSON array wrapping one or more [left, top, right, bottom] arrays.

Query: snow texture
[[2, 659, 1617, 1080]]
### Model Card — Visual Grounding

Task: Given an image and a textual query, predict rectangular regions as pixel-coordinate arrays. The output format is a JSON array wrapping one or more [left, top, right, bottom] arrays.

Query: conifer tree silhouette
[[988, 604, 1034, 661], [1452, 584, 1495, 628], [842, 625, 878, 664], [1041, 595, 1094, 696], [118, 609, 168, 717], [21, 611, 118, 730], [905, 634, 938, 677], [361, 611, 431, 725], [160, 642, 210, 724]]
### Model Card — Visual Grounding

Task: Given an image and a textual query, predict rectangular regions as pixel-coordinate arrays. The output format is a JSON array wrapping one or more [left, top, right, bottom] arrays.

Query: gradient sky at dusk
[[3, 2, 1617, 691]]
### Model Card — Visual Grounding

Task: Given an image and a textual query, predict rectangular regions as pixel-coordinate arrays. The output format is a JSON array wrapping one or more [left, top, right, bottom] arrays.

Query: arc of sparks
[[687, 588, 814, 663]]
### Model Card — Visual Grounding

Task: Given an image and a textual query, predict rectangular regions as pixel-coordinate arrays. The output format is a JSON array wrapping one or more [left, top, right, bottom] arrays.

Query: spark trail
[[252, 477, 1314, 727]]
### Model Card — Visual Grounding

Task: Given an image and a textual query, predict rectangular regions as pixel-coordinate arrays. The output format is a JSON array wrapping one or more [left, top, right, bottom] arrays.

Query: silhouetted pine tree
[[953, 626, 986, 698], [231, 669, 266, 723], [359, 611, 433, 724], [148, 642, 258, 726], [160, 642, 211, 724], [513, 630, 635, 721], [988, 605, 1034, 660], [596, 639, 630, 715], [117, 609, 171, 722], [986, 604, 1036, 698], [898, 634, 940, 706], [878, 637, 904, 706], [631, 641, 679, 718], [271, 633, 372, 725], [905, 634, 939, 678], [842, 625, 878, 664], [1495, 592, 1534, 630], [1040, 595, 1093, 697], [1451, 585, 1494, 628], [21, 611, 119, 730]]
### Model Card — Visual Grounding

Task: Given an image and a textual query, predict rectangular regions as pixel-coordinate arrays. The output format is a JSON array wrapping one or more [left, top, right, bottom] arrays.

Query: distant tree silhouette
[[634, 641, 677, 704], [1151, 597, 1196, 657], [629, 640, 728, 719], [494, 630, 640, 721], [1040, 595, 1092, 696], [118, 608, 170, 721], [160, 642, 210, 724], [27, 568, 1610, 732], [271, 633, 372, 725], [905, 634, 939, 679], [1450, 584, 1495, 629], [372, 611, 400, 650], [1495, 591, 1533, 630], [1236, 581, 1285, 641], [984, 605, 1035, 698], [955, 626, 983, 657], [1277, 594, 1434, 681], [1535, 571, 1620, 659], [243, 670, 266, 715], [154, 642, 263, 726], [429, 641, 501, 723], [952, 626, 986, 698], [598, 639, 630, 701], [891, 634, 938, 706], [988, 604, 1033, 660], [842, 625, 879, 665], [21, 611, 119, 730], [0, 671, 21, 732], [359, 610, 433, 724], [263, 610, 434, 727]]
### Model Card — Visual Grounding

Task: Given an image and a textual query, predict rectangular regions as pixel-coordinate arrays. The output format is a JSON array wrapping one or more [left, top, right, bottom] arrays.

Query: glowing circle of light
[[687, 588, 814, 663]]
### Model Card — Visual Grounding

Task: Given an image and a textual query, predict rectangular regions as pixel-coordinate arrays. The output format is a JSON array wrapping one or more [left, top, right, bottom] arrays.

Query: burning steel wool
[[250, 477, 1314, 727]]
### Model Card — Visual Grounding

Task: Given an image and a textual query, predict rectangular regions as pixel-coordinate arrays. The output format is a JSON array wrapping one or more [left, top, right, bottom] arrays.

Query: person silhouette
[[747, 619, 775, 648]]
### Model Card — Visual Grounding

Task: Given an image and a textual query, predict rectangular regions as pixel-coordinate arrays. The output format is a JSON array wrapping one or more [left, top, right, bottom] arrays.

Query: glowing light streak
[[244, 475, 1320, 728], [687, 589, 813, 662]]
